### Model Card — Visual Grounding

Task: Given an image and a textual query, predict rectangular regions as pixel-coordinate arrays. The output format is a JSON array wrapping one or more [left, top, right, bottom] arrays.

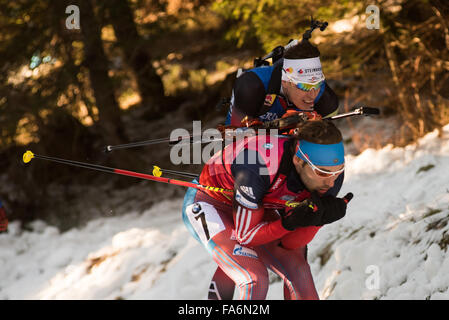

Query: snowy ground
[[1, 124, 449, 300]]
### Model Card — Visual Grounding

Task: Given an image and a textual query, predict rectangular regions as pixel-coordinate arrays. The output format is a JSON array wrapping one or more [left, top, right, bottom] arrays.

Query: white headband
[[282, 57, 325, 85]]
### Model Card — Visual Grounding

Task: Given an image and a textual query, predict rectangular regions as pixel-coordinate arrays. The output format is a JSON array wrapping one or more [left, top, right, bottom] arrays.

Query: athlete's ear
[[293, 156, 307, 172], [281, 80, 291, 91], [292, 154, 301, 166]]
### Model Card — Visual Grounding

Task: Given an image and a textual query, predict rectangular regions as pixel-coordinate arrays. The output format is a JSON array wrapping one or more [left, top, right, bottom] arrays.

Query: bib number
[[186, 202, 225, 245]]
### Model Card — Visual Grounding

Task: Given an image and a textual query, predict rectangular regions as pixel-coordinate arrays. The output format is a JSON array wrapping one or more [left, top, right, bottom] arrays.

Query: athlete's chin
[[302, 101, 315, 108], [317, 188, 329, 195], [293, 101, 314, 110]]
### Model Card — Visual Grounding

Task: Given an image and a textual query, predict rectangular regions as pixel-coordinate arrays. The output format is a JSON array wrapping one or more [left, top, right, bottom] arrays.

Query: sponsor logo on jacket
[[235, 190, 258, 209], [233, 244, 258, 259]]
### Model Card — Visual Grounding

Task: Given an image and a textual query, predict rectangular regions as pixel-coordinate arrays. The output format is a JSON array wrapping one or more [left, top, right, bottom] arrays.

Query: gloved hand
[[281, 192, 323, 231], [281, 192, 352, 230], [319, 193, 352, 225], [281, 110, 322, 120]]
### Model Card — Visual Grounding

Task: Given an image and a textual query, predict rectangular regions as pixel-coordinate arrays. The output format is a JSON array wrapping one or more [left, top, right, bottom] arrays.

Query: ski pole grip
[[361, 107, 380, 115], [343, 192, 354, 204]]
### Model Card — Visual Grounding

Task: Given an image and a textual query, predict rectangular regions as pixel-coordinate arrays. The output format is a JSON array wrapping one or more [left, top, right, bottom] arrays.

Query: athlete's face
[[293, 155, 344, 195], [281, 80, 321, 110]]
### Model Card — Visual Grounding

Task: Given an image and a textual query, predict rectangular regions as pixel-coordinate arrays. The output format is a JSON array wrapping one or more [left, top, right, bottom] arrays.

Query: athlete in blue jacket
[[225, 40, 339, 126]]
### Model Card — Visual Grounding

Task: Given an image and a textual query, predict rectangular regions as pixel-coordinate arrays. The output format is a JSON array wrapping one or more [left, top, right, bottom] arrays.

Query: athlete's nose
[[307, 88, 319, 99], [323, 176, 335, 188]]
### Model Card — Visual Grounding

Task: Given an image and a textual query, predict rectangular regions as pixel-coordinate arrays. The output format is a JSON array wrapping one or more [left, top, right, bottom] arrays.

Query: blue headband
[[296, 140, 345, 166]]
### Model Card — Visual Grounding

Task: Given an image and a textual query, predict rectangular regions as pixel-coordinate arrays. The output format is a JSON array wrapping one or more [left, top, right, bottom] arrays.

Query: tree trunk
[[77, 0, 126, 145], [107, 0, 166, 112]]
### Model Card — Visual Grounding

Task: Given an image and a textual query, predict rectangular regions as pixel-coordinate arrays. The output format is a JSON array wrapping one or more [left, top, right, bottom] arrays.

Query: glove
[[281, 192, 324, 231], [281, 110, 322, 120], [281, 192, 353, 230], [319, 193, 351, 225], [281, 109, 302, 119]]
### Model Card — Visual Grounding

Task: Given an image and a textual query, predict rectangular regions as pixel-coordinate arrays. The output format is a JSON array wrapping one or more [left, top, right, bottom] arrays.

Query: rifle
[[253, 16, 328, 68]]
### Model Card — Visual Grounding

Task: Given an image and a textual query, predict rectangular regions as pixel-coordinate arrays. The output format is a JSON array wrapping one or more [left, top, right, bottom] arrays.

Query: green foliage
[[0, 1, 87, 150], [211, 0, 362, 51], [375, 0, 449, 140]]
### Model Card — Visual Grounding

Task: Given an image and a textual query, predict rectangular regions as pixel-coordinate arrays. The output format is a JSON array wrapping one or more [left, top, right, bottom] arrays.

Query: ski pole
[[103, 134, 194, 153], [103, 129, 256, 153], [23, 151, 351, 208], [152, 167, 199, 179], [103, 134, 224, 153], [328, 106, 380, 120], [22, 150, 232, 195]]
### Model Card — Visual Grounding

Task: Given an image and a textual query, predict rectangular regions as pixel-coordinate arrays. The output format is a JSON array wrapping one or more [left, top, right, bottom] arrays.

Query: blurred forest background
[[0, 0, 448, 230]]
